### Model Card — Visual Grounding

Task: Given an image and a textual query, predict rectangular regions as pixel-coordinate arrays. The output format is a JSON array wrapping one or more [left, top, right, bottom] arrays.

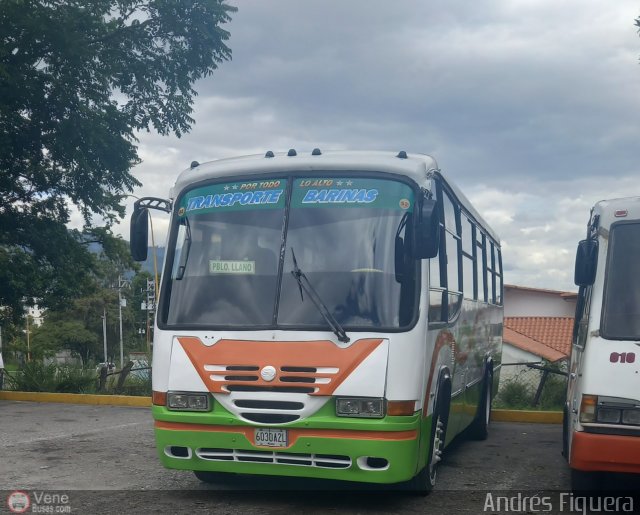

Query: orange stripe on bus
[[178, 337, 384, 396], [422, 330, 455, 416], [155, 420, 417, 448]]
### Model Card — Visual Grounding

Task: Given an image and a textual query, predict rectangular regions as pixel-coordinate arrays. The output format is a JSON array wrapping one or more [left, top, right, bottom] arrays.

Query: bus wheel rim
[[429, 415, 445, 483]]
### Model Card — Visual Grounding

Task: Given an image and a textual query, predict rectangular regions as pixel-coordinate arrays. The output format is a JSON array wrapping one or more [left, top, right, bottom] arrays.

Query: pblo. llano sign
[[209, 260, 255, 275]]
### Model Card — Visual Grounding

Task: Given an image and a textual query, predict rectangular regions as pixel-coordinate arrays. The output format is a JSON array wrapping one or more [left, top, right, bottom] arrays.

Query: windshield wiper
[[175, 217, 192, 280], [290, 248, 350, 343]]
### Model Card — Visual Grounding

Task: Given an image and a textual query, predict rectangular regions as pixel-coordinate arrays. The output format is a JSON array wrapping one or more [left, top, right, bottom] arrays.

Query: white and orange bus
[[565, 196, 640, 490], [130, 149, 503, 493]]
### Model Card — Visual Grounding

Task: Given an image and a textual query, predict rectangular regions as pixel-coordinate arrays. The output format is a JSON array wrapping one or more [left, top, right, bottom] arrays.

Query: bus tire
[[570, 468, 601, 493], [406, 380, 450, 495], [467, 369, 492, 441], [562, 404, 570, 461]]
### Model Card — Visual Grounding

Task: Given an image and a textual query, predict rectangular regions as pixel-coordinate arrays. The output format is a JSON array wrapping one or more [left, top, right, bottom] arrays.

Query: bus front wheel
[[570, 468, 601, 492], [406, 385, 450, 495]]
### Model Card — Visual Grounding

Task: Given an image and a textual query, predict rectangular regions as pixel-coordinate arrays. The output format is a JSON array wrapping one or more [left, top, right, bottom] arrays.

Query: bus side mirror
[[415, 198, 441, 259], [574, 239, 597, 286], [130, 203, 149, 262]]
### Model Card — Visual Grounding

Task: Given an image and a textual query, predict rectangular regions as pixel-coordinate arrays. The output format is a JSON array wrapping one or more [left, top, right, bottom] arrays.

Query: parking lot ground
[[1, 400, 638, 513]]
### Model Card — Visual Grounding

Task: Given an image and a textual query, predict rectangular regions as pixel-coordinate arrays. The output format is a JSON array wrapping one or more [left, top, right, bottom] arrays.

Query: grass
[[495, 374, 566, 411], [4, 361, 150, 396]]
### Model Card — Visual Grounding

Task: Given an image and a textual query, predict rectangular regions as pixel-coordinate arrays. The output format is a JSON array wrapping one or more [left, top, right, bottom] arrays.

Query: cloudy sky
[[111, 0, 640, 292]]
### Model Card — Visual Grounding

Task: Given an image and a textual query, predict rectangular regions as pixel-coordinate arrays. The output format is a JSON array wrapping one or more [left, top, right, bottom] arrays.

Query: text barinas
[[301, 188, 378, 204]]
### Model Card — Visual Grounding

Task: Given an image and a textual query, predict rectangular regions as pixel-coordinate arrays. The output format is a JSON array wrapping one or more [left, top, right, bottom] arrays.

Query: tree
[[31, 319, 99, 363], [31, 264, 155, 364], [0, 0, 236, 322]]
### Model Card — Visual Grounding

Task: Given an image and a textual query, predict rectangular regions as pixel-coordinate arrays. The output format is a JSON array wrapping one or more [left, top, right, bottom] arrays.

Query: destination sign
[[178, 179, 287, 216], [209, 260, 256, 275], [292, 178, 414, 211]]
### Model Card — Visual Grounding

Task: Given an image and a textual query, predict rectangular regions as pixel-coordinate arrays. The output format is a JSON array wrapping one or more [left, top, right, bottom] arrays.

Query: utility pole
[[25, 314, 31, 362], [102, 307, 108, 364], [143, 278, 156, 356], [117, 276, 130, 369]]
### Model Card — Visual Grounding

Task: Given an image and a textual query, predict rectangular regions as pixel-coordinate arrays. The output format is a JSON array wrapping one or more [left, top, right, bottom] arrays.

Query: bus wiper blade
[[291, 248, 304, 302], [290, 248, 350, 343]]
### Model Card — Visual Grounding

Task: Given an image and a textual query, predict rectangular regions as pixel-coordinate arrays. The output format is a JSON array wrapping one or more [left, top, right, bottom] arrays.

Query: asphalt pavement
[[1, 401, 637, 514]]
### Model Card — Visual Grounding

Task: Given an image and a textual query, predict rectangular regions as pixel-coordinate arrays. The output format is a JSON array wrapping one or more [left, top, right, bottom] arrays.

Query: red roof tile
[[503, 317, 574, 361], [503, 327, 567, 362]]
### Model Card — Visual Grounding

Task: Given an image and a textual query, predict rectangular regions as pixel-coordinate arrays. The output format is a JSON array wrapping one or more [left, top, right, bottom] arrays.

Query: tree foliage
[[26, 269, 155, 365], [31, 319, 99, 362], [0, 0, 236, 321]]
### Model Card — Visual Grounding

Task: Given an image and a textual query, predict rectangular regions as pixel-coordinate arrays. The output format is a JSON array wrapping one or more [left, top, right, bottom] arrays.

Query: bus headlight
[[622, 409, 640, 425], [167, 392, 211, 412], [336, 397, 385, 418], [596, 408, 621, 424], [580, 395, 640, 426]]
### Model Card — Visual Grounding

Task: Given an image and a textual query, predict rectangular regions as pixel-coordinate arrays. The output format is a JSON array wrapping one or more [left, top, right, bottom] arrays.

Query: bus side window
[[461, 215, 475, 300], [444, 192, 462, 320], [488, 242, 497, 304], [429, 188, 465, 324], [429, 254, 445, 323], [428, 198, 447, 323], [496, 248, 503, 305], [476, 229, 487, 302]]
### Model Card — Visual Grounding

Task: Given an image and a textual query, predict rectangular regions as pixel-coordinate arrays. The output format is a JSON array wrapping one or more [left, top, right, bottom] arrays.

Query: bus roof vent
[[396, 151, 408, 159], [190, 160, 200, 169], [311, 148, 322, 156], [287, 149, 297, 157], [265, 150, 275, 158]]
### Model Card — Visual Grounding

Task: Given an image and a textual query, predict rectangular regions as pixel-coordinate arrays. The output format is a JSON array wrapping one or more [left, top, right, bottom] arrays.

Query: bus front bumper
[[154, 419, 425, 484], [571, 431, 640, 474]]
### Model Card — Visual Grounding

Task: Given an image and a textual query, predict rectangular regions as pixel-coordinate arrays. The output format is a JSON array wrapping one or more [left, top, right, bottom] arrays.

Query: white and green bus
[[130, 149, 503, 493]]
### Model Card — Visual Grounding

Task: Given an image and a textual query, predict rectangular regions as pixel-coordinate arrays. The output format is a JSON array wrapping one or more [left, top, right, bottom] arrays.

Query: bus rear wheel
[[467, 371, 492, 441]]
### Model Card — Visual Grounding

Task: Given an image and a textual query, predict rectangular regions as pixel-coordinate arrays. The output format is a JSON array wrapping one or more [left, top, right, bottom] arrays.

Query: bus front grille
[[226, 385, 316, 394], [234, 400, 305, 410], [196, 448, 352, 469], [240, 413, 300, 424], [206, 364, 339, 423], [205, 364, 339, 393]]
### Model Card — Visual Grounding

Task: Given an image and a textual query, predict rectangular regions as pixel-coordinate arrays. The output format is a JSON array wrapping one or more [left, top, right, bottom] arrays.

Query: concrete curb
[[0, 391, 150, 407], [492, 409, 562, 424], [0, 392, 563, 422]]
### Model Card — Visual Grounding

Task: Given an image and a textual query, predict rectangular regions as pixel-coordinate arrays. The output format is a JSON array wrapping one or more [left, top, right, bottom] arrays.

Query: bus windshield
[[162, 176, 418, 331], [601, 222, 640, 339]]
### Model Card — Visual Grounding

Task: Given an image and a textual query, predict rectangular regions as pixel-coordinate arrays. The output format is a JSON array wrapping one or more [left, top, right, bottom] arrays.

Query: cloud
[[467, 175, 640, 290], [104, 0, 640, 292]]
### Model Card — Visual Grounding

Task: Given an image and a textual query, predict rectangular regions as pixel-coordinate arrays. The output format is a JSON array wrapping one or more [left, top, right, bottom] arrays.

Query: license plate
[[254, 428, 288, 448]]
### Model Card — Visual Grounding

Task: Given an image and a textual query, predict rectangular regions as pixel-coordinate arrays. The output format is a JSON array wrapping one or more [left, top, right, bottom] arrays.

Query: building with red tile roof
[[501, 286, 575, 385], [504, 317, 573, 362]]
